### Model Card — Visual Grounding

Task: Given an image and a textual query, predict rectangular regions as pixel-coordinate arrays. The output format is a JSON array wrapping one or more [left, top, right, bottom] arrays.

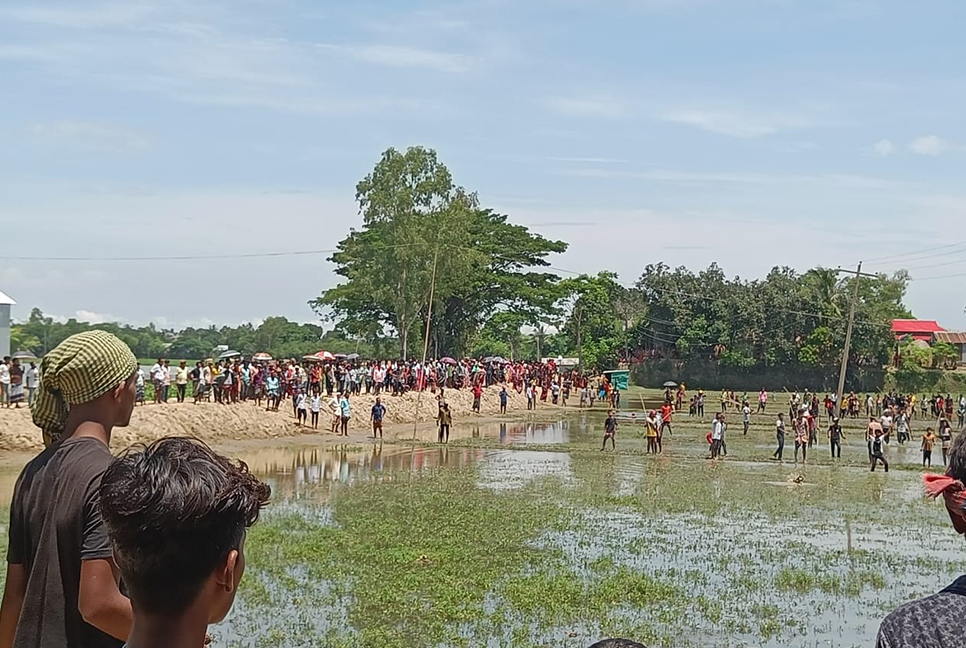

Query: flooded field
[[220, 415, 962, 648], [0, 414, 960, 648]]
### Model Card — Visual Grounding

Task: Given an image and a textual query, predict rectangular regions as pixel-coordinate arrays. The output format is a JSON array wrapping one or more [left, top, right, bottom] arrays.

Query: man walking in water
[[710, 413, 725, 460], [828, 417, 844, 459], [601, 409, 617, 451], [794, 411, 808, 464], [870, 430, 889, 472], [773, 412, 786, 462]]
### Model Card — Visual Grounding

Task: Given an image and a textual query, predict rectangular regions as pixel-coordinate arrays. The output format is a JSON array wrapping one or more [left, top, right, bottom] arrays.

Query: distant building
[[932, 331, 966, 365], [0, 289, 14, 359], [891, 319, 945, 342]]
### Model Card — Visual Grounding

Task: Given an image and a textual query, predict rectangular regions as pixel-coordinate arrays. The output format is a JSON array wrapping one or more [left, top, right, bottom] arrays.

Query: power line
[[862, 240, 966, 264], [0, 249, 338, 262]]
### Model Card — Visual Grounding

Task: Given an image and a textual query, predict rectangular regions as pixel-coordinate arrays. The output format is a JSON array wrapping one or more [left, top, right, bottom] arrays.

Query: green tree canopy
[[311, 146, 567, 359]]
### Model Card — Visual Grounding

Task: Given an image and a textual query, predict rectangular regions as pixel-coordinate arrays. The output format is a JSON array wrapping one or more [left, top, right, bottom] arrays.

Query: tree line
[[10, 146, 917, 373]]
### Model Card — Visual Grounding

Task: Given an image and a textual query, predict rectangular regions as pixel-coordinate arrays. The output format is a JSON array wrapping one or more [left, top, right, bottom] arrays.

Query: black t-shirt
[[6, 436, 123, 648], [829, 425, 842, 441]]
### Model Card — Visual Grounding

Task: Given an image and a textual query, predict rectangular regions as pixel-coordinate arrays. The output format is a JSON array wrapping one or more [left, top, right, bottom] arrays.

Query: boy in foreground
[[98, 437, 271, 648]]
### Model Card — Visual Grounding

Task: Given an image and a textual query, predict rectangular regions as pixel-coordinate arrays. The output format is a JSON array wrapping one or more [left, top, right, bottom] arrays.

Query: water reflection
[[246, 444, 490, 501]]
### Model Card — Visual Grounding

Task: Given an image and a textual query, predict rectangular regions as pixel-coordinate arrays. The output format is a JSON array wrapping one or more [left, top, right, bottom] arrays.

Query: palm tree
[[806, 267, 843, 317]]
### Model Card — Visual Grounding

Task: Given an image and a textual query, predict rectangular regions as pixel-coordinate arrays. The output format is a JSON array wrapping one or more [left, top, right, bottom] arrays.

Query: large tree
[[312, 147, 566, 359]]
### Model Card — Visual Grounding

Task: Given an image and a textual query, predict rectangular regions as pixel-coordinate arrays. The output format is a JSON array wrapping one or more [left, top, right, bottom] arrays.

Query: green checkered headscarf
[[32, 330, 139, 446]]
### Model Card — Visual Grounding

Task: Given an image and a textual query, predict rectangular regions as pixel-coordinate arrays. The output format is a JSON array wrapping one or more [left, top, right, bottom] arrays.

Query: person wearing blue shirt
[[339, 393, 351, 436], [370, 397, 386, 439]]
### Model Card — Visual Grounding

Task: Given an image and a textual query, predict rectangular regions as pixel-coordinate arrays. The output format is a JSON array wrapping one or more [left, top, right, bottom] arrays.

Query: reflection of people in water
[[588, 640, 646, 648]]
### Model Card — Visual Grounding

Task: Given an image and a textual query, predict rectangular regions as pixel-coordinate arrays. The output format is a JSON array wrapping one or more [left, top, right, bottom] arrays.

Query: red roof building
[[892, 319, 945, 342]]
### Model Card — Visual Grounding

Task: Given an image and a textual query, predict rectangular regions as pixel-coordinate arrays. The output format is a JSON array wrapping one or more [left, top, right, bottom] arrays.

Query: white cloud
[[547, 95, 628, 119], [909, 134, 962, 156], [0, 2, 156, 29], [75, 309, 116, 324], [346, 44, 471, 73], [565, 167, 896, 189], [872, 139, 894, 157], [662, 109, 809, 138], [28, 120, 153, 152], [548, 156, 627, 164]]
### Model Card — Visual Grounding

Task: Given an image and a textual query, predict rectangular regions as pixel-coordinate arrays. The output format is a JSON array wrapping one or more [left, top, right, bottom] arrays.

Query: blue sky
[[2, 0, 965, 330]]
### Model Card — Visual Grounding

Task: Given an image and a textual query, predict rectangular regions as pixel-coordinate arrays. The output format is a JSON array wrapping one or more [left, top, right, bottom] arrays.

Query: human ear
[[218, 549, 240, 593]]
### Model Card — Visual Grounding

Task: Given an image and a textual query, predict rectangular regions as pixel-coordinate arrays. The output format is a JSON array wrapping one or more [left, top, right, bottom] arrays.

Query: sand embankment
[[0, 385, 534, 455]]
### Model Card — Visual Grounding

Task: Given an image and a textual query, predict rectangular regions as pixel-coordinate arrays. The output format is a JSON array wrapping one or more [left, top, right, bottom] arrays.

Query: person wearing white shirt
[[711, 413, 725, 459], [150, 359, 165, 404], [880, 413, 894, 443], [0, 358, 10, 408], [24, 362, 40, 406]]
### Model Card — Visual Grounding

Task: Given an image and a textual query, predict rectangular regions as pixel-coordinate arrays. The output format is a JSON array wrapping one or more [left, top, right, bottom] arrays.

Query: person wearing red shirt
[[472, 383, 483, 413], [660, 403, 673, 437]]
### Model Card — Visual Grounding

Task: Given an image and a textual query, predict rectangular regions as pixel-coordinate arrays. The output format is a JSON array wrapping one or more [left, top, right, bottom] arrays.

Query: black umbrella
[[662, 381, 678, 388], [11, 350, 37, 360]]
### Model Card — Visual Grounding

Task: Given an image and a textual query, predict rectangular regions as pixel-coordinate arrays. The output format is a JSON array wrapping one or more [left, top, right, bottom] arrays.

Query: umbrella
[[252, 352, 273, 362], [318, 351, 336, 361], [489, 356, 506, 364], [483, 356, 495, 363], [346, 353, 360, 360], [303, 354, 323, 362], [334, 353, 348, 359], [662, 381, 678, 388], [11, 350, 37, 360], [219, 350, 241, 359], [440, 357, 457, 365]]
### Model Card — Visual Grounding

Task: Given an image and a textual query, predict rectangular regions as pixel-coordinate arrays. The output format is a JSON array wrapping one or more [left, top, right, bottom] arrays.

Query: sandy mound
[[0, 385, 537, 454]]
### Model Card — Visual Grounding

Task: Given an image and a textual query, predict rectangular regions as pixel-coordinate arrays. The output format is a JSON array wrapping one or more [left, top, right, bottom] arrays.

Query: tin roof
[[933, 331, 966, 345], [0, 290, 15, 306]]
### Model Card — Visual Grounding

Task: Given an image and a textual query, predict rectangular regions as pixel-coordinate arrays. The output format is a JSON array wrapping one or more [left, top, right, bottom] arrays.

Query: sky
[[2, 0, 966, 331]]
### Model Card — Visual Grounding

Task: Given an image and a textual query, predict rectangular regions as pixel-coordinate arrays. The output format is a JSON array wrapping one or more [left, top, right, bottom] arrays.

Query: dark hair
[[99, 437, 271, 614], [948, 429, 966, 482], [587, 641, 647, 648]]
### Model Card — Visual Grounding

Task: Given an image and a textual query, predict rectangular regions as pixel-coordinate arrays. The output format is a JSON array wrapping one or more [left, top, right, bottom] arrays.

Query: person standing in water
[[437, 402, 452, 443], [773, 412, 786, 462], [794, 412, 808, 464], [922, 427, 937, 468], [940, 418, 953, 466], [601, 409, 617, 451], [645, 410, 659, 454], [828, 417, 844, 459], [870, 430, 889, 472]]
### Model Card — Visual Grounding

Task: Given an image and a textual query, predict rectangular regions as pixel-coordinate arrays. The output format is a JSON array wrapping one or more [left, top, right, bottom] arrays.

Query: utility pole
[[412, 245, 440, 441], [834, 263, 879, 418]]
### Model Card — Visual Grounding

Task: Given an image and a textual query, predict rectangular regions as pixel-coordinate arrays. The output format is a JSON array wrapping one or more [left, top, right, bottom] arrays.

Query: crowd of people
[[136, 355, 621, 442], [0, 357, 40, 409], [3, 331, 966, 647]]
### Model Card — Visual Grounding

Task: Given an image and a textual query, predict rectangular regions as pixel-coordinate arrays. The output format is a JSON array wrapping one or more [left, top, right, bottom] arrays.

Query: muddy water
[[1, 415, 957, 648]]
